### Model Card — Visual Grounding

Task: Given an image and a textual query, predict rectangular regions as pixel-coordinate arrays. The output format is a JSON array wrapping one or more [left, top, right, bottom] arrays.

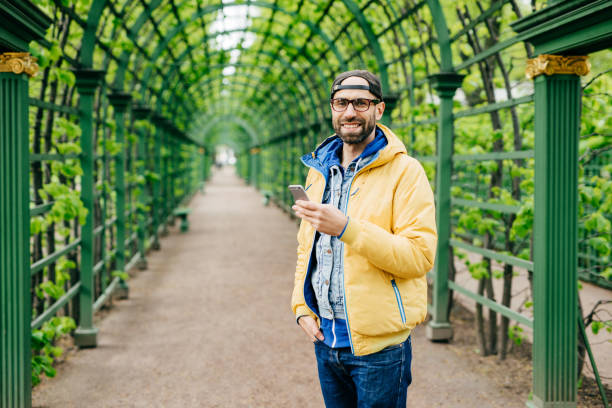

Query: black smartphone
[[288, 185, 310, 201]]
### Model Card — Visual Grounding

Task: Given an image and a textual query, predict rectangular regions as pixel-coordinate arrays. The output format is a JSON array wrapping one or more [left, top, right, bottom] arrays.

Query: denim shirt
[[311, 153, 377, 320]]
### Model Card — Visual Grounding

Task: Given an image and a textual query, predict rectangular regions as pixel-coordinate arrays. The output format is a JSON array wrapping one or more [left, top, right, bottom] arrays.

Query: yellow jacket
[[291, 124, 437, 356]]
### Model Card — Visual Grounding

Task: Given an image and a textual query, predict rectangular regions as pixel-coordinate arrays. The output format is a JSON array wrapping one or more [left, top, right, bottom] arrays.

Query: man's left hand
[[292, 200, 348, 236]]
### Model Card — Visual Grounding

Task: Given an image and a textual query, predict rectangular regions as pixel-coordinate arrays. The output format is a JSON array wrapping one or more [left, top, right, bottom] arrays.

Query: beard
[[333, 114, 376, 145]]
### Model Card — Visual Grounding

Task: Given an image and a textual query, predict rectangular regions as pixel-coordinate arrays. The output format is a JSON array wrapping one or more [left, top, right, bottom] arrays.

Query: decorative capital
[[72, 69, 105, 94], [132, 105, 152, 120], [382, 93, 399, 110], [428, 72, 465, 97], [526, 54, 590, 80], [0, 52, 39, 77], [151, 112, 166, 125], [107, 91, 132, 112]]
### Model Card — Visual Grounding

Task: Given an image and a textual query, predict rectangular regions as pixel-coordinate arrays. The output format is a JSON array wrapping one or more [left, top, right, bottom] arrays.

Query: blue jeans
[[314, 336, 412, 408]]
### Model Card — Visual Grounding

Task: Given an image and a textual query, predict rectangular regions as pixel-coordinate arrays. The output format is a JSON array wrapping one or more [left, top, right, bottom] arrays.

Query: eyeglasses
[[330, 98, 380, 112]]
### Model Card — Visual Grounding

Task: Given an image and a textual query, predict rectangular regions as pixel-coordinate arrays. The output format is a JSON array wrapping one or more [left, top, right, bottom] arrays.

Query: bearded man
[[291, 70, 437, 407]]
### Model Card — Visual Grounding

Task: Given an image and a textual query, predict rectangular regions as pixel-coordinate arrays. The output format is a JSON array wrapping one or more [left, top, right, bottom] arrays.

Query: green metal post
[[132, 105, 151, 269], [151, 114, 163, 250], [289, 136, 294, 187], [200, 147, 206, 192], [171, 138, 177, 211], [529, 69, 582, 408], [253, 150, 260, 188], [510, 2, 612, 404], [161, 125, 170, 235], [247, 149, 253, 184], [0, 57, 33, 408], [426, 72, 464, 342], [381, 93, 399, 126], [0, 5, 50, 406], [73, 69, 105, 348], [108, 92, 132, 299], [182, 144, 188, 200]]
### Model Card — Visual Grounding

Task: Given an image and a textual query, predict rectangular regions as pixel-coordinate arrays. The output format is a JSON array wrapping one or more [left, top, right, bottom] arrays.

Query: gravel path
[[32, 166, 526, 407]]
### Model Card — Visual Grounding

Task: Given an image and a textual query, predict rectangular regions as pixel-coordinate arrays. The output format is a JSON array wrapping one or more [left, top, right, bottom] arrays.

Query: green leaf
[[584, 212, 611, 234], [112, 270, 130, 281], [468, 261, 489, 280], [30, 217, 44, 235], [591, 320, 603, 335], [42, 364, 56, 378], [50, 346, 63, 358], [508, 325, 524, 345], [587, 237, 610, 256]]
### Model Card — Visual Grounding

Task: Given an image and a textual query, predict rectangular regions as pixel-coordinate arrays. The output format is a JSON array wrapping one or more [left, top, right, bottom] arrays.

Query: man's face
[[331, 77, 385, 145]]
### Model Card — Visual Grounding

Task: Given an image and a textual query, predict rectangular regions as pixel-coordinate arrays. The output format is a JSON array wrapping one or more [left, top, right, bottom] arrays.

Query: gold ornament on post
[[526, 54, 590, 80], [0, 52, 39, 77]]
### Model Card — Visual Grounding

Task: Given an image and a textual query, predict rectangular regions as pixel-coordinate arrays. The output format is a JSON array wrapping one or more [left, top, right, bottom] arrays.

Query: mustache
[[340, 119, 365, 124]]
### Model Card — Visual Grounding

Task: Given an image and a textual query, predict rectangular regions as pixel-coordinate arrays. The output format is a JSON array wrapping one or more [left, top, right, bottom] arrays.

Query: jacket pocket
[[391, 279, 406, 325]]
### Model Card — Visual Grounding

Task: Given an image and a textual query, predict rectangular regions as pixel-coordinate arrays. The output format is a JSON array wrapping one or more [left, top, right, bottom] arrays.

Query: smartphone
[[288, 185, 310, 202]]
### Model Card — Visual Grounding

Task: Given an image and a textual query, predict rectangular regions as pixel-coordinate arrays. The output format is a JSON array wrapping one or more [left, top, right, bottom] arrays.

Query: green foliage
[[31, 316, 76, 387], [508, 325, 525, 346], [35, 257, 74, 301], [111, 270, 129, 281], [38, 179, 88, 226], [49, 67, 75, 88], [145, 171, 161, 182], [510, 198, 533, 243], [590, 320, 612, 335], [104, 139, 123, 156], [465, 258, 489, 280]]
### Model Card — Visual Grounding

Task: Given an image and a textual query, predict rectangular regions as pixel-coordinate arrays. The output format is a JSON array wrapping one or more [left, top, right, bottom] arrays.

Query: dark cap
[[330, 70, 383, 101]]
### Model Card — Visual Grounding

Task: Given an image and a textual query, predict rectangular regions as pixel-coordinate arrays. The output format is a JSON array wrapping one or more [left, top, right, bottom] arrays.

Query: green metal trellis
[[1, 1, 612, 408]]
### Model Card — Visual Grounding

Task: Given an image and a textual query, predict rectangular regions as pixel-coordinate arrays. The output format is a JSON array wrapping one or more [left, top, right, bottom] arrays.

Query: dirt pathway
[[32, 166, 526, 408]]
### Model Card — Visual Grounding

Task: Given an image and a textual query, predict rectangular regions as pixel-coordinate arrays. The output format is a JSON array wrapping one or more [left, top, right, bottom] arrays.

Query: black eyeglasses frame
[[330, 98, 381, 112]]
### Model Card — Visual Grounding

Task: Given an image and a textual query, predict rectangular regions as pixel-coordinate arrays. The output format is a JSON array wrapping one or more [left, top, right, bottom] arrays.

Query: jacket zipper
[[301, 163, 328, 320], [391, 279, 407, 325], [340, 153, 381, 354]]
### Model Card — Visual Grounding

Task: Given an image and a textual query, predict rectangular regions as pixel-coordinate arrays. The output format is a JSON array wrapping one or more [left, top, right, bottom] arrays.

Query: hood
[[301, 123, 407, 177]]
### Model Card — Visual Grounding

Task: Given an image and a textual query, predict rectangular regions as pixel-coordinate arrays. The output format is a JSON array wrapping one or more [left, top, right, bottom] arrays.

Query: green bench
[[261, 190, 272, 206], [173, 207, 192, 232]]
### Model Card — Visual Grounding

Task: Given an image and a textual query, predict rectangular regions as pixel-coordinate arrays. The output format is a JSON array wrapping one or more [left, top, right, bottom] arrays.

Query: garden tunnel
[[1, 0, 611, 407]]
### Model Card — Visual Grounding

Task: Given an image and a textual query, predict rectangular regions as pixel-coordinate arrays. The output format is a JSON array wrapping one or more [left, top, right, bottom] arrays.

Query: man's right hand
[[298, 315, 325, 343]]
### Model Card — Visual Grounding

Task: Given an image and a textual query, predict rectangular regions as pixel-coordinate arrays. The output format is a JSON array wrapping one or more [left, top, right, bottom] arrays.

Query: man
[[291, 70, 437, 407]]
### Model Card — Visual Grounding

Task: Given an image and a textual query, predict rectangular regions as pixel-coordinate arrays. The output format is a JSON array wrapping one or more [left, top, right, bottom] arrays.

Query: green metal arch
[[111, 20, 327, 126], [197, 114, 261, 146], [80, 0, 108, 67], [187, 79, 298, 134], [191, 83, 295, 140], [164, 27, 330, 91], [134, 1, 347, 104], [159, 64, 299, 130], [338, 0, 389, 94], [166, 72, 308, 127], [158, 53, 321, 124], [81, 0, 454, 136], [195, 90, 292, 135], [110, 0, 164, 88], [191, 103, 266, 137], [152, 29, 330, 117], [161, 63, 318, 127], [426, 0, 454, 71]]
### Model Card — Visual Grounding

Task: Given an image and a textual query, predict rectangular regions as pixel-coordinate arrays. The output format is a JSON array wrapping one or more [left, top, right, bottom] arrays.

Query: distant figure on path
[[291, 70, 437, 407]]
